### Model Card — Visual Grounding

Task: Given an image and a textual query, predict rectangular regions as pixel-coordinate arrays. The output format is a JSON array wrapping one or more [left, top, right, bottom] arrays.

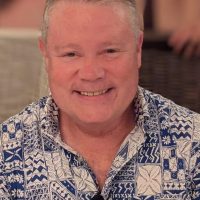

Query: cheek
[[112, 57, 139, 100], [111, 56, 139, 81], [47, 68, 63, 88], [47, 59, 75, 85]]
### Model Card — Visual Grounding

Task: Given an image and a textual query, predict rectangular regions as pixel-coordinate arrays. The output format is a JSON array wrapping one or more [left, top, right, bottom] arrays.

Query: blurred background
[[0, 0, 200, 122], [139, 0, 200, 115], [0, 0, 46, 122]]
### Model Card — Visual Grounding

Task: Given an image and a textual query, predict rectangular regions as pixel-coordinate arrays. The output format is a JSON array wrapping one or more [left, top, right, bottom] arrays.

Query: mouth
[[75, 88, 113, 97]]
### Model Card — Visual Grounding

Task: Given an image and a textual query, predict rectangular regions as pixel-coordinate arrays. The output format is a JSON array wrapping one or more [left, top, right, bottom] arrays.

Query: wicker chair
[[0, 34, 43, 122], [140, 33, 200, 113]]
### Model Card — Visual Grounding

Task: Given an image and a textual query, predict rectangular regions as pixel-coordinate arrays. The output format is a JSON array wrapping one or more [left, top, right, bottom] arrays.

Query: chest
[[7, 147, 192, 200], [86, 156, 114, 190]]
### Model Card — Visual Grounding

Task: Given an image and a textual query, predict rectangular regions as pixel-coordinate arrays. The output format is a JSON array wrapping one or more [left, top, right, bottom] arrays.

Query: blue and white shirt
[[0, 87, 200, 200]]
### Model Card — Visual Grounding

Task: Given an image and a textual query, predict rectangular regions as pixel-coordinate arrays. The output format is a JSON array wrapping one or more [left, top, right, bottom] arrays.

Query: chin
[[73, 110, 115, 125], [77, 114, 111, 125]]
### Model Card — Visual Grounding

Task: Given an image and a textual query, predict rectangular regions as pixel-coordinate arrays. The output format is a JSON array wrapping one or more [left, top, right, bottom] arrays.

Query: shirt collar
[[40, 87, 153, 196], [40, 86, 151, 151]]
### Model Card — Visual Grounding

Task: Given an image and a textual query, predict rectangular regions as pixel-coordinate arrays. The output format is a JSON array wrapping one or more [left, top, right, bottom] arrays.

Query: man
[[0, 0, 199, 199]]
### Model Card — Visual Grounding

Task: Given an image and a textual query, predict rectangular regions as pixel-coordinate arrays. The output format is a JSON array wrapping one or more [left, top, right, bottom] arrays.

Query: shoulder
[[0, 96, 49, 142], [0, 96, 52, 198], [141, 87, 197, 117], [139, 88, 200, 196], [140, 87, 200, 139]]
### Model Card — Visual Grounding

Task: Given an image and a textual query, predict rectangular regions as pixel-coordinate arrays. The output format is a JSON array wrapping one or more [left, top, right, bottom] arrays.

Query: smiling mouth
[[76, 88, 112, 97]]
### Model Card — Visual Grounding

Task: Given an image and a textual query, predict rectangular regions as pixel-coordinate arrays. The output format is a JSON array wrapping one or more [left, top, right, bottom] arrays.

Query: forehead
[[49, 1, 130, 19], [47, 1, 133, 35], [45, 1, 136, 49]]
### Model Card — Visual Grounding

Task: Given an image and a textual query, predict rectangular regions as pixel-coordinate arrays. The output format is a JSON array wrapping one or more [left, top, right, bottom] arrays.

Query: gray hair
[[41, 0, 143, 42]]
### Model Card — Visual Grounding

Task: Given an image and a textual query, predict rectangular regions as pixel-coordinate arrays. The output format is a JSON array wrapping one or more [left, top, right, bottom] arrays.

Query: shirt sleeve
[[190, 143, 200, 199], [190, 114, 200, 199], [0, 125, 12, 200]]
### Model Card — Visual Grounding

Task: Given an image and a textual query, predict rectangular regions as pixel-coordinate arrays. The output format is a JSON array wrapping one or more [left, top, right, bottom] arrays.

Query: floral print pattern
[[0, 87, 199, 200]]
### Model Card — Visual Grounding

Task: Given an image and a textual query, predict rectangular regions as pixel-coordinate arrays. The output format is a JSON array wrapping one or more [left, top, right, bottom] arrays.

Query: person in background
[[0, 0, 199, 199], [137, 0, 200, 58]]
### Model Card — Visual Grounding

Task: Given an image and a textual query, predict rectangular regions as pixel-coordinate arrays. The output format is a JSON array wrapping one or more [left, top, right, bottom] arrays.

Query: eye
[[105, 48, 118, 54], [64, 52, 77, 57], [102, 48, 121, 58]]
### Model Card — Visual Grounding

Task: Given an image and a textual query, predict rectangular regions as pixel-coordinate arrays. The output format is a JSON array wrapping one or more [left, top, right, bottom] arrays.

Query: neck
[[59, 109, 135, 153], [59, 108, 135, 189]]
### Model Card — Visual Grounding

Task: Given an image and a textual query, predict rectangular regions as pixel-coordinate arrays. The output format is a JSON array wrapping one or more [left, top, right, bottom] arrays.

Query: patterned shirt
[[0, 87, 200, 200]]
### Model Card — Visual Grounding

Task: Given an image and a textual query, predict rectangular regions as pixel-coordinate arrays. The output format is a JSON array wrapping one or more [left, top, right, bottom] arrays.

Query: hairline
[[41, 0, 142, 42]]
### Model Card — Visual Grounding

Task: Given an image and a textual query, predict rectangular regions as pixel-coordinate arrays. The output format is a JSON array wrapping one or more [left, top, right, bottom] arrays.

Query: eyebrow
[[100, 41, 122, 46], [54, 43, 81, 52], [54, 41, 124, 53]]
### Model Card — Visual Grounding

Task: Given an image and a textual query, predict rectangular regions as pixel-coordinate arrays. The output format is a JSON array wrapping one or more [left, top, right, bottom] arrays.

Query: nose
[[78, 56, 105, 81]]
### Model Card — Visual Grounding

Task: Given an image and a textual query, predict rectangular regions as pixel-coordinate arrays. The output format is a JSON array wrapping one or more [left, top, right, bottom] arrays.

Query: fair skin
[[39, 1, 143, 189]]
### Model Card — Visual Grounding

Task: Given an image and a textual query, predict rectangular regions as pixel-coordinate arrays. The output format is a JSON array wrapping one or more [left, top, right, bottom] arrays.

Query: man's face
[[40, 1, 143, 128]]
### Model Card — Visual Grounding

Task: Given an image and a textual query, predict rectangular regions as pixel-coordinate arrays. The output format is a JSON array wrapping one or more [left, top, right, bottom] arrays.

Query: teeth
[[80, 89, 108, 96]]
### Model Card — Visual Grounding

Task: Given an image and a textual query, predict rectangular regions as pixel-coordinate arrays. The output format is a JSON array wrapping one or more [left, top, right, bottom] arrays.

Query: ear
[[136, 31, 144, 68], [38, 37, 49, 72]]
